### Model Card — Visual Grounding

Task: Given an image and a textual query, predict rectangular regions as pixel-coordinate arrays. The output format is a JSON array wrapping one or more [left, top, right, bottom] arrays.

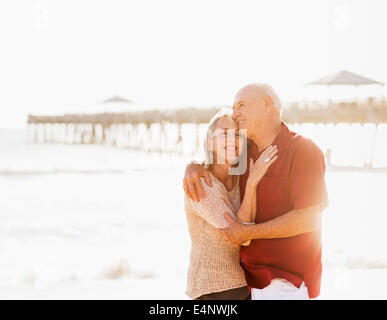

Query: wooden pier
[[27, 99, 387, 162], [27, 108, 217, 153]]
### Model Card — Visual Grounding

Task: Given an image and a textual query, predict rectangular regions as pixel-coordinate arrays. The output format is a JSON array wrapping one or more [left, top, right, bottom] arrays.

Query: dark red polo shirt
[[239, 122, 328, 298]]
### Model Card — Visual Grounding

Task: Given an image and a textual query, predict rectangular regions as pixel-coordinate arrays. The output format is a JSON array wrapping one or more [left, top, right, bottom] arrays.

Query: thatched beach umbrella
[[305, 70, 384, 104], [102, 95, 133, 104], [100, 95, 134, 113], [306, 70, 385, 167], [306, 70, 384, 86]]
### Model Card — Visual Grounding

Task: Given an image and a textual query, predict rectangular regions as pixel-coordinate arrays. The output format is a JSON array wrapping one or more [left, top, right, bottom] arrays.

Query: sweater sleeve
[[187, 178, 239, 229]]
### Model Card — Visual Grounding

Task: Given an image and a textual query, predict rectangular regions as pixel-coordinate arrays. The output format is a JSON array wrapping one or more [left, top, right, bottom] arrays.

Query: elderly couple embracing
[[183, 83, 328, 300]]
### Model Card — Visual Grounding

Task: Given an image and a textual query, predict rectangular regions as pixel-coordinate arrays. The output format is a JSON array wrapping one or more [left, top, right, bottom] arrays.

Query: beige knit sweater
[[184, 172, 247, 299]]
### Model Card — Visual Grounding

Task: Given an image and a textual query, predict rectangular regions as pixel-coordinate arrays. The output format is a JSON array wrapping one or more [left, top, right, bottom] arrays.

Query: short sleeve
[[289, 139, 329, 211], [187, 178, 238, 229]]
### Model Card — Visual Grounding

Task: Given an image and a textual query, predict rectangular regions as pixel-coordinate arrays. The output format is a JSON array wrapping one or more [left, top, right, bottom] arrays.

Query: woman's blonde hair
[[203, 107, 236, 170]]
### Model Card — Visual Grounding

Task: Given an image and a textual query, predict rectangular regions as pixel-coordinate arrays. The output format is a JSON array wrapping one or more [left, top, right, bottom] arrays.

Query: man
[[183, 83, 328, 299]]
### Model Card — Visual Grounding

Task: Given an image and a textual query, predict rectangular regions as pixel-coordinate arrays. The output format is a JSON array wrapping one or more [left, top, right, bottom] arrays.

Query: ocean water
[[1, 126, 387, 299]]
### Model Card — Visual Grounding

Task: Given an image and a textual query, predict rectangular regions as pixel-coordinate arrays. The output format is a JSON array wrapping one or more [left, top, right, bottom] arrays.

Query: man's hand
[[219, 213, 253, 246], [183, 162, 212, 202]]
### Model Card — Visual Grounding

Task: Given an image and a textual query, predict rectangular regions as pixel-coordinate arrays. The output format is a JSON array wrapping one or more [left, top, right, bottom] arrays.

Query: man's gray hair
[[250, 83, 283, 116]]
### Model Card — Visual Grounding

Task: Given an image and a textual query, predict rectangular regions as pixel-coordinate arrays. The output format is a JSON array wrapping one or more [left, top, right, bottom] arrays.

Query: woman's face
[[210, 117, 244, 165]]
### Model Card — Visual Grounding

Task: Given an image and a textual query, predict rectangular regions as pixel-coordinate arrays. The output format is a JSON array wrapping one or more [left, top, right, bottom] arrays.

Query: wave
[[99, 259, 156, 280], [22, 258, 157, 287], [324, 255, 387, 269], [2, 228, 84, 240], [344, 256, 387, 269], [0, 169, 126, 176]]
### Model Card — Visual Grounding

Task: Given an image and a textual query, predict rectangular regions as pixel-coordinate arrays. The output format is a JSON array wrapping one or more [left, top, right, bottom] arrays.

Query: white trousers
[[251, 278, 310, 300]]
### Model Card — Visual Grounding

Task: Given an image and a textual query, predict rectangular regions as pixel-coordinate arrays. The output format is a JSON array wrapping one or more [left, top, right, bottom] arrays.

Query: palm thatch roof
[[102, 95, 133, 104], [306, 70, 384, 86]]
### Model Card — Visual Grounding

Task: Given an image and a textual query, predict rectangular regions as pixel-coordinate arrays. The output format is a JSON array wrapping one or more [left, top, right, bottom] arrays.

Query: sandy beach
[[2, 269, 387, 300], [1, 128, 387, 299]]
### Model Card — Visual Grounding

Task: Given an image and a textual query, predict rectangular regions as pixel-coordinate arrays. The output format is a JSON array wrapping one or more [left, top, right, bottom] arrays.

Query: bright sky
[[1, 0, 386, 128]]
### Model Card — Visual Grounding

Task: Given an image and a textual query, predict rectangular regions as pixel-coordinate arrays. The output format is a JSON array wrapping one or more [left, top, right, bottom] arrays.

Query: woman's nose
[[226, 134, 236, 143]]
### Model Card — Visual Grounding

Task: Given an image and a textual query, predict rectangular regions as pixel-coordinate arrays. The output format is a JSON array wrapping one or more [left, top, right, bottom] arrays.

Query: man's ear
[[263, 96, 272, 109]]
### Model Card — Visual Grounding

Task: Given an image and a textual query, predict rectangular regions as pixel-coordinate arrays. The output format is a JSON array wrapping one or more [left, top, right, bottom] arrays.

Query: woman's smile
[[225, 146, 237, 151]]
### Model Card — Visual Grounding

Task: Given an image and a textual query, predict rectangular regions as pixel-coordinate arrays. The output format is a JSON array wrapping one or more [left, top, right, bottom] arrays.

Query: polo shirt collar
[[271, 121, 291, 153], [248, 121, 291, 157]]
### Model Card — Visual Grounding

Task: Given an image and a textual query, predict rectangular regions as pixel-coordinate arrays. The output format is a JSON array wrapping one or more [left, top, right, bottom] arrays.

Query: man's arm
[[220, 138, 328, 245], [219, 205, 322, 246], [183, 162, 212, 202]]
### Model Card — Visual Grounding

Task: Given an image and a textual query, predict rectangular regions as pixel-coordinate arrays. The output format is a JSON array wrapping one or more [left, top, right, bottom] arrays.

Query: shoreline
[[1, 267, 386, 300]]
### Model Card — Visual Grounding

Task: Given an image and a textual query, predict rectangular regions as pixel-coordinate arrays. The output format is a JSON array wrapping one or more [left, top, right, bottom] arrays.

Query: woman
[[184, 108, 278, 300]]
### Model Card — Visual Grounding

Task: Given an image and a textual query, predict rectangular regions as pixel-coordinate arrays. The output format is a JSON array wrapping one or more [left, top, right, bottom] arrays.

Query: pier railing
[[27, 99, 387, 162]]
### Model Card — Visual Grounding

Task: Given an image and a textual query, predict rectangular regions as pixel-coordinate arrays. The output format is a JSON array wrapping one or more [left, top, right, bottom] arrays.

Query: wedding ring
[[264, 157, 270, 163]]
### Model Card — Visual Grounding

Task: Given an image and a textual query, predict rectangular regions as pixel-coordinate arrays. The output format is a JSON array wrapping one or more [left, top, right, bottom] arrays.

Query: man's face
[[232, 87, 266, 139]]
